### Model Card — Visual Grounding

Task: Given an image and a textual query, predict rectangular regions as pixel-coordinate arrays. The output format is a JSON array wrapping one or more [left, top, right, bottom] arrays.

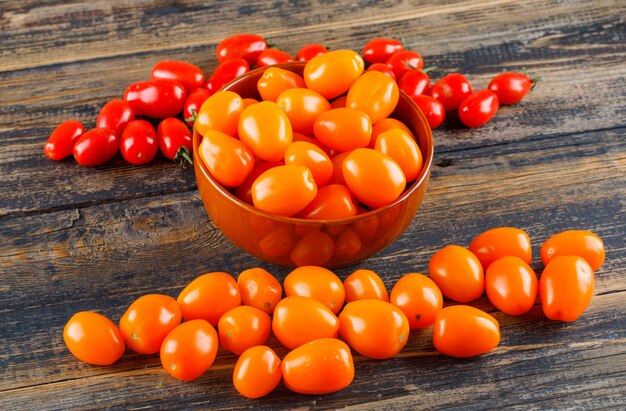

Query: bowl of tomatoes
[[193, 58, 433, 268]]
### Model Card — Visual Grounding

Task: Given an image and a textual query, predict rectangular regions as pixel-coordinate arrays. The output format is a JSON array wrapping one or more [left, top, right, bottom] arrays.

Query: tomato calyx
[[421, 66, 437, 74], [184, 109, 198, 125], [174, 146, 194, 167]]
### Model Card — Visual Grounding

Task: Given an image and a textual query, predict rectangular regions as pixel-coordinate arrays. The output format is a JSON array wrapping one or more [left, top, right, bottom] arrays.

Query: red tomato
[[238, 100, 293, 161], [390, 273, 443, 328], [346, 70, 399, 124], [366, 63, 396, 80], [235, 161, 283, 204], [205, 58, 250, 92], [375, 128, 423, 182], [304, 50, 364, 99], [124, 79, 186, 119], [119, 294, 181, 354], [363, 38, 404, 64], [160, 319, 218, 381], [469, 227, 532, 270], [257, 48, 295, 67], [284, 266, 345, 314], [314, 108, 372, 152], [296, 43, 328, 61], [95, 100, 135, 137], [218, 306, 271, 355], [369, 117, 413, 149], [151, 60, 205, 93], [73, 128, 119, 166], [157, 117, 192, 161], [485, 256, 538, 315], [237, 267, 283, 314], [276, 88, 331, 135], [540, 230, 605, 271], [540, 256, 595, 322], [284, 141, 333, 187], [430, 73, 473, 111], [195, 90, 243, 137], [44, 120, 84, 161], [429, 245, 484, 302], [386, 50, 424, 79], [344, 269, 389, 302], [120, 120, 158, 165], [433, 305, 500, 357], [297, 184, 357, 220], [272, 296, 339, 349], [488, 72, 534, 105], [252, 165, 317, 216], [183, 88, 211, 126], [399, 69, 431, 97], [290, 231, 334, 266], [233, 346, 282, 399], [459, 89, 499, 128], [257, 67, 306, 102], [410, 95, 445, 129], [216, 33, 268, 64], [177, 272, 241, 326], [199, 130, 255, 187], [63, 311, 125, 365]]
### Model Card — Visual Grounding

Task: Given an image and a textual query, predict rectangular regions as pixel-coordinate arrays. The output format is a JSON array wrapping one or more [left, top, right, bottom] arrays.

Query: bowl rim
[[193, 61, 434, 226]]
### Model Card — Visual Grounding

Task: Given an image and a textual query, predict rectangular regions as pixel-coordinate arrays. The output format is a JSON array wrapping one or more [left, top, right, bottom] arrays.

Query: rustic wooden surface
[[1, 0, 625, 409]]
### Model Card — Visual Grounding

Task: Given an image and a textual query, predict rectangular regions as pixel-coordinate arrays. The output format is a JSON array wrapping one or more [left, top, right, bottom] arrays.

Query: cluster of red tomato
[[63, 227, 604, 397]]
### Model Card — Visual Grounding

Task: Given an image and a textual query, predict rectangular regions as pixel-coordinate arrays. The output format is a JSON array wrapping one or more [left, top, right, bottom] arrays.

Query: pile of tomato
[[63, 228, 604, 397]]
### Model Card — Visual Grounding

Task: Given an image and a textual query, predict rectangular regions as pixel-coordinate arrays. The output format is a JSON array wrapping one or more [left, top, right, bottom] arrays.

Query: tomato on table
[[183, 88, 212, 126], [151, 60, 205, 93], [410, 95, 445, 129], [386, 50, 424, 79], [366, 62, 396, 80], [485, 256, 537, 315], [177, 272, 241, 326], [199, 129, 255, 187], [233, 346, 282, 399], [205, 58, 250, 93], [284, 265, 345, 314], [296, 43, 328, 61], [346, 70, 399, 124], [399, 69, 432, 97], [488, 72, 535, 105], [469, 227, 532, 270], [120, 119, 158, 165], [540, 230, 605, 271], [157, 117, 193, 161], [344, 269, 389, 302], [257, 48, 295, 67], [304, 49, 364, 99], [272, 296, 339, 349], [363, 37, 404, 64], [428, 245, 484, 302], [124, 78, 187, 119], [430, 73, 473, 111], [216, 33, 268, 65], [251, 165, 317, 217], [458, 89, 499, 128], [390, 273, 443, 328], [73, 127, 119, 166], [44, 120, 85, 161], [95, 100, 135, 137], [433, 305, 500, 357], [160, 319, 218, 381], [237, 267, 283, 314], [218, 305, 271, 355], [63, 311, 125, 365]]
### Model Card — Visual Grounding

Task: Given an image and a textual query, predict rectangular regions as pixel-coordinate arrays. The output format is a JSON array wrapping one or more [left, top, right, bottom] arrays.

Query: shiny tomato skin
[[375, 128, 423, 182], [177, 272, 241, 326], [399, 69, 431, 97], [540, 230, 605, 271], [218, 306, 271, 355], [433, 305, 500, 357], [344, 269, 389, 302], [119, 294, 181, 354], [469, 227, 532, 270], [157, 117, 192, 160], [366, 63, 396, 80], [233, 346, 282, 399], [257, 48, 295, 67], [488, 72, 533, 105], [238, 100, 293, 161], [313, 108, 372, 152], [276, 88, 331, 135], [216, 33, 268, 65], [272, 296, 339, 349], [235, 161, 283, 204], [485, 256, 538, 315], [284, 266, 345, 314], [284, 141, 333, 187], [73, 127, 119, 166], [390, 273, 443, 328], [198, 130, 255, 187], [151, 60, 205, 93], [44, 120, 85, 160], [184, 88, 212, 126], [363, 38, 404, 64], [429, 245, 484, 303], [304, 50, 365, 99], [237, 267, 283, 314], [296, 43, 328, 61], [410, 95, 445, 129], [430, 73, 473, 111], [386, 50, 424, 79], [205, 58, 250, 93], [124, 79, 186, 119], [96, 100, 135, 137], [369, 117, 413, 149], [459, 90, 499, 128], [297, 184, 357, 220], [120, 120, 158, 165], [347, 70, 399, 124], [257, 67, 306, 102], [160, 319, 218, 381], [251, 165, 317, 216], [63, 311, 125, 365], [339, 299, 409, 359], [195, 90, 243, 137]]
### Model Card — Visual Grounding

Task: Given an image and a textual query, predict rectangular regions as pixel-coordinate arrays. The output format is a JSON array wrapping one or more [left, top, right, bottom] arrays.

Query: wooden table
[[1, 0, 625, 409]]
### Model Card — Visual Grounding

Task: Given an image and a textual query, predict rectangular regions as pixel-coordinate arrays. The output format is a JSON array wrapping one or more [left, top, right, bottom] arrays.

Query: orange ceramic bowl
[[193, 62, 434, 268]]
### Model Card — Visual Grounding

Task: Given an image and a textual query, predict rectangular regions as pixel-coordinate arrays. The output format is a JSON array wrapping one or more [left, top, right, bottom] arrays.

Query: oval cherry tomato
[[120, 119, 158, 165], [459, 89, 499, 128], [218, 306, 271, 355], [363, 37, 404, 64], [347, 70, 399, 123], [410, 95, 445, 129], [284, 266, 345, 314], [259, 227, 295, 258], [183, 88, 211, 126], [339, 299, 409, 359], [485, 256, 538, 315], [44, 120, 84, 161], [205, 58, 250, 93], [276, 88, 331, 135], [157, 117, 192, 161], [237, 267, 282, 314], [284, 141, 333, 187], [119, 294, 181, 354], [540, 230, 605, 271], [297, 184, 357, 220], [430, 73, 473, 111], [488, 72, 534, 105], [160, 319, 218, 381], [272, 296, 339, 349], [344, 269, 389, 302], [252, 165, 317, 216], [433, 305, 500, 357], [282, 338, 354, 394], [429, 245, 484, 303], [290, 231, 335, 266], [469, 227, 532, 270], [177, 272, 241, 326], [390, 273, 443, 328], [239, 100, 293, 161], [199, 129, 255, 187], [366, 63, 396, 80], [296, 43, 328, 61], [257, 48, 295, 67], [195, 90, 243, 137], [124, 79, 186, 119], [151, 60, 205, 93], [313, 108, 372, 152], [73, 127, 119, 166], [399, 69, 431, 97], [343, 148, 406, 208], [257, 67, 306, 102], [334, 227, 362, 259], [235, 161, 283, 204], [375, 128, 423, 182], [216, 33, 268, 65], [386, 50, 424, 79], [95, 100, 135, 137], [233, 346, 282, 399], [540, 255, 594, 322], [304, 49, 364, 99], [63, 311, 125, 365], [369, 117, 413, 149]]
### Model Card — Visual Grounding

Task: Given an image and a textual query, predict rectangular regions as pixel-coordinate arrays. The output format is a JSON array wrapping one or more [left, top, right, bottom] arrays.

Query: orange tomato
[[218, 306, 271, 355], [344, 269, 389, 302], [343, 148, 406, 208], [63, 311, 125, 365], [199, 130, 255, 187], [237, 267, 283, 314], [369, 118, 413, 149], [429, 245, 484, 302], [242, 97, 259, 108], [469, 227, 532, 270], [284, 141, 333, 187], [313, 107, 372, 152], [257, 67, 306, 102], [485, 256, 538, 315], [235, 160, 282, 204], [330, 95, 347, 108], [297, 184, 357, 220], [328, 151, 350, 185], [540, 255, 595, 322], [160, 319, 218, 381], [292, 132, 331, 155], [238, 100, 293, 162], [284, 266, 345, 313], [119, 294, 181, 354], [333, 227, 362, 259], [233, 346, 282, 399], [282, 338, 354, 394], [339, 299, 409, 359], [290, 230, 334, 266], [251, 165, 317, 216], [540, 230, 605, 271], [272, 296, 339, 349], [433, 305, 500, 357], [277, 88, 331, 135], [375, 128, 423, 182], [195, 91, 243, 137], [390, 273, 443, 328], [347, 71, 399, 123], [259, 227, 296, 257], [304, 50, 364, 99], [177, 272, 241, 326]]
